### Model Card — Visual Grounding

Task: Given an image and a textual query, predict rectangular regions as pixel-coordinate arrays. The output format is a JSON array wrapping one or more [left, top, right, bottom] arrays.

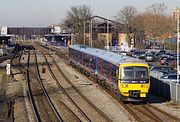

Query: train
[[69, 44, 150, 101]]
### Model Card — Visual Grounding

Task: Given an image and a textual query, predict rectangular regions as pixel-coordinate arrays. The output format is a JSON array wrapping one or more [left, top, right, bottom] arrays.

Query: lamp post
[[84, 21, 86, 45], [176, 8, 180, 82], [88, 19, 93, 47], [107, 19, 109, 51], [176, 8, 180, 102], [90, 19, 93, 47], [89, 20, 91, 46]]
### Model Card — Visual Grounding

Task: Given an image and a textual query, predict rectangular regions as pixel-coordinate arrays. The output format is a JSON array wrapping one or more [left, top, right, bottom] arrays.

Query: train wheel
[[86, 72, 90, 77]]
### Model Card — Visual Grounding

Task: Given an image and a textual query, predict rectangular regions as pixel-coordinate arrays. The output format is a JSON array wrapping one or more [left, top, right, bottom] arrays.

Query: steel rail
[[11, 50, 41, 122], [42, 52, 91, 122], [33, 50, 64, 122], [130, 104, 162, 122], [50, 54, 113, 122], [146, 104, 180, 121], [35, 44, 83, 121], [36, 43, 113, 122]]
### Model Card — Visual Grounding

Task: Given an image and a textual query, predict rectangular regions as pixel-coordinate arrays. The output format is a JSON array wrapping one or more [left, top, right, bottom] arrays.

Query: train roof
[[69, 44, 147, 66]]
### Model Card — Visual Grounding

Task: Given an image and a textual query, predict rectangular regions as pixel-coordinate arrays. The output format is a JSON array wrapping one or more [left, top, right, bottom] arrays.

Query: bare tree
[[117, 6, 137, 25], [63, 5, 92, 44], [117, 6, 138, 46], [132, 3, 175, 43], [145, 3, 168, 39], [146, 3, 167, 16]]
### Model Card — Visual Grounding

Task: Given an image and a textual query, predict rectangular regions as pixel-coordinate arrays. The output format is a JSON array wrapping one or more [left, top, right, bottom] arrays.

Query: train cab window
[[121, 66, 148, 80], [121, 67, 134, 79], [135, 67, 148, 79]]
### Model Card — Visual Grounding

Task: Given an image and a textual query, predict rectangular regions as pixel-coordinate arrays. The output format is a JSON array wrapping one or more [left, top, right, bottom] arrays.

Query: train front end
[[118, 63, 150, 101]]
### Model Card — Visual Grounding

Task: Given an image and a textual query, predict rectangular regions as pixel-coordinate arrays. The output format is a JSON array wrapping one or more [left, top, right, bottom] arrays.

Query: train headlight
[[121, 84, 128, 88], [141, 85, 148, 88]]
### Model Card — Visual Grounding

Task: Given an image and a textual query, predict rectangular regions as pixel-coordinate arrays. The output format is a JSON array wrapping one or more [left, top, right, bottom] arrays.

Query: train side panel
[[69, 47, 119, 90]]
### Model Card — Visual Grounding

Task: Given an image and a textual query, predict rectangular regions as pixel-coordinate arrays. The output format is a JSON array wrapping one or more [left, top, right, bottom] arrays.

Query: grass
[[0, 69, 5, 77]]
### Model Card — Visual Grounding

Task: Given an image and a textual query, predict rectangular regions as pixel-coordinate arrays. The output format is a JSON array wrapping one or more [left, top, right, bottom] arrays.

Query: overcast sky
[[0, 0, 179, 26]]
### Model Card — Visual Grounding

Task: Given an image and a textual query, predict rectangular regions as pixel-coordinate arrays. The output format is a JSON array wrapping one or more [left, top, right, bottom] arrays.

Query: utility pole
[[90, 19, 93, 47], [176, 8, 180, 81], [176, 8, 180, 102], [89, 20, 91, 46], [84, 21, 86, 45], [107, 19, 109, 51]]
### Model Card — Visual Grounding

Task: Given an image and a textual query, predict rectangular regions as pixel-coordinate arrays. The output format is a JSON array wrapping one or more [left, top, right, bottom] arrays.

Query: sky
[[0, 0, 179, 27]]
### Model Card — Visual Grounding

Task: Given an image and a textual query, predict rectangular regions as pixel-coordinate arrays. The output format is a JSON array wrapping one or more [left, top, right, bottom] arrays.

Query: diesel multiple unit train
[[69, 44, 150, 101]]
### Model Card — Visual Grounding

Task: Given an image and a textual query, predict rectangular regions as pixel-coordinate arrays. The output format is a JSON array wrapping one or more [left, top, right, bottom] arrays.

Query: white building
[[1, 26, 8, 35], [51, 25, 62, 34]]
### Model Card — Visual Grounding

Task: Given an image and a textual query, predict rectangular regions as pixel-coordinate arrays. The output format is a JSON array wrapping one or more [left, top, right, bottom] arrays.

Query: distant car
[[164, 57, 176, 66], [145, 52, 154, 62], [132, 51, 146, 59], [159, 55, 169, 65], [160, 74, 180, 83], [150, 66, 174, 73], [158, 70, 176, 76], [154, 50, 166, 60], [118, 51, 127, 55], [127, 50, 136, 56]]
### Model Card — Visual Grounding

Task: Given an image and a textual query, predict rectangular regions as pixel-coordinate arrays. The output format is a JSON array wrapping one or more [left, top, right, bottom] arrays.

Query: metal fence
[[150, 71, 180, 102]]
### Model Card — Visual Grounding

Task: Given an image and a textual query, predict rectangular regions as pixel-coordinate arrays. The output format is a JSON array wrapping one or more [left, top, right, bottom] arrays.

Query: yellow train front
[[118, 63, 150, 101], [69, 44, 150, 102]]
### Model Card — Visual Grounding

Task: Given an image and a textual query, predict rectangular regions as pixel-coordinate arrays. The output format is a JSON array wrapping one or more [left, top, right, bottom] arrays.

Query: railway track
[[11, 50, 41, 122], [35, 44, 113, 122], [121, 102, 180, 122], [36, 50, 81, 121], [36, 42, 180, 122], [11, 49, 63, 122], [29, 50, 63, 122]]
